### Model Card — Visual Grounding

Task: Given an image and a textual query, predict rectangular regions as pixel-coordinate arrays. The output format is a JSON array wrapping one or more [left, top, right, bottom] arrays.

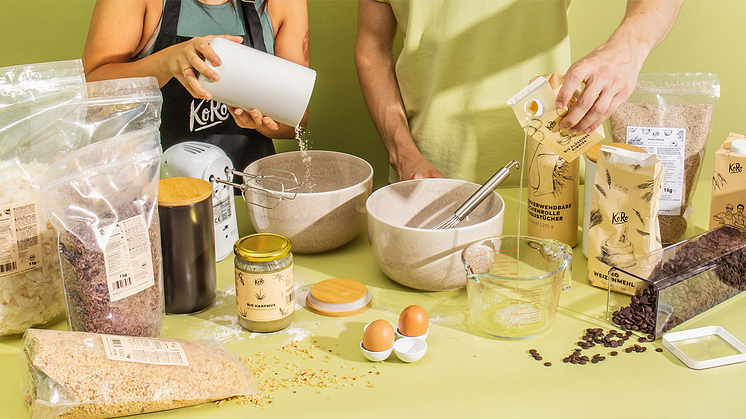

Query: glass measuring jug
[[462, 236, 572, 339]]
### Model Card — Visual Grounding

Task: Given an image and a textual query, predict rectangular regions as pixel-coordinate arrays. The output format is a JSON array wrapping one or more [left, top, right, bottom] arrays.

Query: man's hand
[[556, 0, 682, 134]]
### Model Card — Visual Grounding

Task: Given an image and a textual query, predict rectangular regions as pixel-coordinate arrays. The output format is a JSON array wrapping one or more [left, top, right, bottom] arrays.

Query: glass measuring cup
[[462, 236, 572, 339]]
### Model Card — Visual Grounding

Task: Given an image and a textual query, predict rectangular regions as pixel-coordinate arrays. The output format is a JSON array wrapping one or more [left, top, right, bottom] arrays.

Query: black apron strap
[[239, 0, 267, 52], [160, 0, 182, 37]]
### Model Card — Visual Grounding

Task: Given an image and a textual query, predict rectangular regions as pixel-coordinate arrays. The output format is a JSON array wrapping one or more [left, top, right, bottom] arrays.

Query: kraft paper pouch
[[508, 73, 606, 162], [588, 146, 663, 295], [711, 133, 746, 230], [526, 136, 579, 247]]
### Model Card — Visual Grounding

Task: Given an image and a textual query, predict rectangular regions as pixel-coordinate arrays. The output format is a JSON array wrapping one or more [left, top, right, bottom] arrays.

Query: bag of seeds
[[43, 127, 165, 337], [0, 59, 88, 335], [588, 146, 664, 295], [609, 73, 720, 244], [83, 77, 162, 145], [21, 329, 255, 419]]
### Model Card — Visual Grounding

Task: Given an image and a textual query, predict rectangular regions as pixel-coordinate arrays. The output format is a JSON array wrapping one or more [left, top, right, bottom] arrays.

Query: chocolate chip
[[610, 351, 618, 356], [544, 362, 552, 367], [655, 348, 664, 353]]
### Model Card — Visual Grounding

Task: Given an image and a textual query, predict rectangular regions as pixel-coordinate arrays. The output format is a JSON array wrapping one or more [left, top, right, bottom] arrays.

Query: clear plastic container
[[606, 225, 746, 339]]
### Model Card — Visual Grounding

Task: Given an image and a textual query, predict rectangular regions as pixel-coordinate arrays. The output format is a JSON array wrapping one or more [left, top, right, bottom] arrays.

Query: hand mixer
[[161, 142, 302, 261], [433, 160, 520, 229], [212, 166, 302, 210]]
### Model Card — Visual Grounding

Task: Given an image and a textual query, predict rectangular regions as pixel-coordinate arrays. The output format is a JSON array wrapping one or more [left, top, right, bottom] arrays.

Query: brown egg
[[363, 320, 395, 352], [398, 305, 429, 337]]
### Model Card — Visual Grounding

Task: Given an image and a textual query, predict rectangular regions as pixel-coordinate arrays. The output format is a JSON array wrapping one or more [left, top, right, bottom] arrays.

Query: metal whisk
[[433, 160, 520, 229], [212, 167, 302, 209]]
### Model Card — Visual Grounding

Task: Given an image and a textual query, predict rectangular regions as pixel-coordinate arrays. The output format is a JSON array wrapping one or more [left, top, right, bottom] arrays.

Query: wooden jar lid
[[306, 278, 372, 317], [585, 142, 647, 164], [159, 177, 212, 207]]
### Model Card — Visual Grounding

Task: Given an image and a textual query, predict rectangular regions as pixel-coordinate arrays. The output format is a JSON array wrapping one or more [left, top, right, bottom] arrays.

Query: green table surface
[[2, 179, 745, 419]]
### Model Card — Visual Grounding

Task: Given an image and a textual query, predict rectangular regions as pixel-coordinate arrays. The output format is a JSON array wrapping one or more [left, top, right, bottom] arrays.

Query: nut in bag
[[43, 127, 165, 337], [21, 329, 255, 419], [0, 59, 87, 335], [609, 73, 720, 244]]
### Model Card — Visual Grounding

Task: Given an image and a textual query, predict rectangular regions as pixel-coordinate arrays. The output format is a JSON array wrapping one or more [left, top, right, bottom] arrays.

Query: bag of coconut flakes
[[0, 59, 87, 335]]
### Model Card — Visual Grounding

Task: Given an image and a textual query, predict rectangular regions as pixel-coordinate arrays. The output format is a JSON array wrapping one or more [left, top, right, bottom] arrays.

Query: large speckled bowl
[[366, 179, 504, 291], [244, 151, 373, 253]]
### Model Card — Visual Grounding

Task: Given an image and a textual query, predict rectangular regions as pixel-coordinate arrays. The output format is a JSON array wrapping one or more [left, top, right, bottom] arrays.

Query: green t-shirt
[[140, 0, 275, 58], [380, 0, 571, 185]]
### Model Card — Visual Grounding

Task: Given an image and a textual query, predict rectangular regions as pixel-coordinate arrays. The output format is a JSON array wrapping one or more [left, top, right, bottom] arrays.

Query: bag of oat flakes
[[588, 146, 664, 295], [21, 329, 256, 419], [608, 73, 720, 244]]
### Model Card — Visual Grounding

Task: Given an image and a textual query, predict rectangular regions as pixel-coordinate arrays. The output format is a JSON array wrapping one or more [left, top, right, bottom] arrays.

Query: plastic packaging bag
[[21, 329, 255, 419], [609, 73, 720, 244], [83, 77, 162, 144], [44, 127, 165, 337], [0, 59, 87, 335]]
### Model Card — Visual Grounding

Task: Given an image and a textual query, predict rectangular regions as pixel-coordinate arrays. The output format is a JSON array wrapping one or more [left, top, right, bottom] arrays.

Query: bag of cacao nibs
[[43, 127, 164, 337]]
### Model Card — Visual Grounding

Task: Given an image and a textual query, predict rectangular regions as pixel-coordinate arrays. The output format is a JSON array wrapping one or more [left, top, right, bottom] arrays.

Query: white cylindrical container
[[582, 143, 647, 257], [199, 37, 316, 127]]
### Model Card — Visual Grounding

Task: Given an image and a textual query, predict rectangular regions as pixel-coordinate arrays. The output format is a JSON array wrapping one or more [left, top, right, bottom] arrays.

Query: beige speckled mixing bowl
[[244, 150, 373, 253], [366, 179, 505, 291]]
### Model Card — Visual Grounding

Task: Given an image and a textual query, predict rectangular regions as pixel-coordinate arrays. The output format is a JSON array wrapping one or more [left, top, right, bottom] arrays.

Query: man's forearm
[[612, 0, 683, 58]]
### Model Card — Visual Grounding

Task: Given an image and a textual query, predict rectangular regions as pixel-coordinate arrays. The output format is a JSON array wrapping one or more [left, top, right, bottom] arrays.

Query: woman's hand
[[228, 107, 281, 134], [169, 35, 243, 99]]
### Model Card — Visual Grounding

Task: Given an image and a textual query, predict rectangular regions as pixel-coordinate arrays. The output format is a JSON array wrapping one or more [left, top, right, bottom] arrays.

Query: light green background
[[0, 0, 741, 190]]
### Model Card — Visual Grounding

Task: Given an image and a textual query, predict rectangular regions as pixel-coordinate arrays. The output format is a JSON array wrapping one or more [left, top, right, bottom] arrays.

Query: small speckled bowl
[[366, 179, 504, 290], [245, 151, 373, 253]]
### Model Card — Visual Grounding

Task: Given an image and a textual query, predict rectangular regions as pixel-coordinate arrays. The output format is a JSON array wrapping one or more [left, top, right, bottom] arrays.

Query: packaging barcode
[[0, 261, 17, 273], [111, 338, 123, 348], [113, 277, 133, 290], [286, 293, 294, 305]]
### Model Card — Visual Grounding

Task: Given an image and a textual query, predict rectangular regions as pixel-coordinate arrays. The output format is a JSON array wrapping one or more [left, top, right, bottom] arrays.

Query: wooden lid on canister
[[306, 278, 372, 317], [158, 177, 212, 207], [585, 142, 647, 164]]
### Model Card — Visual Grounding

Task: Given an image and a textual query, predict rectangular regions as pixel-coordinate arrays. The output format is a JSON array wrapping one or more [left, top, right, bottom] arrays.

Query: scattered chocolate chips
[[533, 327, 656, 367]]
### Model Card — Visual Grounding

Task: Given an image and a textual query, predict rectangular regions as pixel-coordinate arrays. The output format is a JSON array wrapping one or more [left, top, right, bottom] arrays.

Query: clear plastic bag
[[43, 127, 165, 337], [21, 329, 255, 419], [83, 77, 162, 144], [609, 73, 720, 244], [0, 59, 87, 335]]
